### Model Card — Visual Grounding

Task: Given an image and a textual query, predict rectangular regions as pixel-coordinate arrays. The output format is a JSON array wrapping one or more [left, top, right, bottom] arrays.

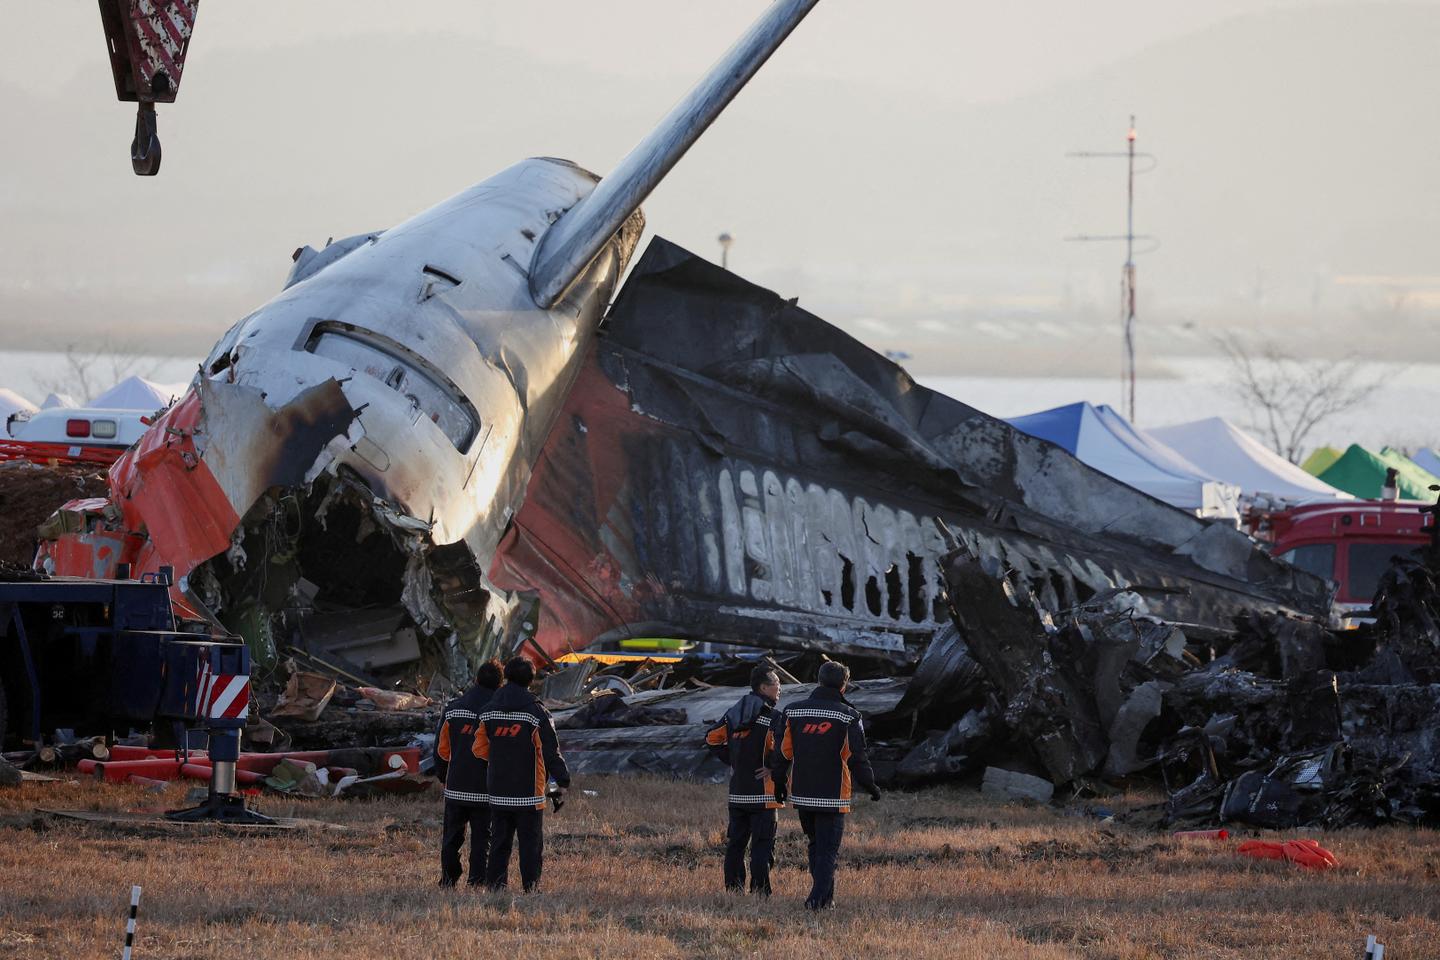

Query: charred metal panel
[[491, 355, 952, 662], [555, 678, 906, 779], [493, 238, 1330, 662]]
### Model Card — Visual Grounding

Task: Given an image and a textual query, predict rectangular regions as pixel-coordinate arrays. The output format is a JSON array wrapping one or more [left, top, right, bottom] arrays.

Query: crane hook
[[131, 102, 161, 176]]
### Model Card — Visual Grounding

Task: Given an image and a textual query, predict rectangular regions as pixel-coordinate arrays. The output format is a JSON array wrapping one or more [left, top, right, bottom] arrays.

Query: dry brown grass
[[0, 775, 1436, 959]]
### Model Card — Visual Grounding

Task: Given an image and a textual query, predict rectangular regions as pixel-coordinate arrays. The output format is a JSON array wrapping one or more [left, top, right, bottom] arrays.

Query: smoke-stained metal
[[493, 238, 1331, 662]]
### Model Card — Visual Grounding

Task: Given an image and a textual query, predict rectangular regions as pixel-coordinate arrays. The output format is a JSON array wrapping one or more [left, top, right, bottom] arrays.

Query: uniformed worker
[[771, 660, 880, 910], [434, 658, 503, 887], [704, 664, 783, 895], [472, 656, 570, 892]]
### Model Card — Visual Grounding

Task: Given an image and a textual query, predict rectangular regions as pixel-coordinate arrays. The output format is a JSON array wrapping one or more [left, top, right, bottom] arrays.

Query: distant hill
[[0, 3, 1435, 374]]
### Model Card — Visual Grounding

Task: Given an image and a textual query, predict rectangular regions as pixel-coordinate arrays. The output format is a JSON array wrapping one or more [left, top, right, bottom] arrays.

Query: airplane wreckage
[[29, 0, 1440, 824]]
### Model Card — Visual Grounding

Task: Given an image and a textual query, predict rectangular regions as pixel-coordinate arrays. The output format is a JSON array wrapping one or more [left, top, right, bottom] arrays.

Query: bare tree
[[1216, 333, 1382, 464], [34, 339, 163, 406]]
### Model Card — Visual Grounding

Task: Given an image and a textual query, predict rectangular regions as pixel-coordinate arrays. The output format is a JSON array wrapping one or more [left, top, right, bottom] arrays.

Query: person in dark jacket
[[704, 664, 783, 894], [473, 656, 570, 891], [435, 658, 503, 886], [771, 660, 880, 910]]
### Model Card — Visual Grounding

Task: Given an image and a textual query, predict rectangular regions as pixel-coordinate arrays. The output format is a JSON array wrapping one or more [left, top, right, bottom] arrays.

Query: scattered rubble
[[555, 692, 686, 730], [911, 523, 1440, 829], [270, 668, 337, 723], [553, 677, 909, 780]]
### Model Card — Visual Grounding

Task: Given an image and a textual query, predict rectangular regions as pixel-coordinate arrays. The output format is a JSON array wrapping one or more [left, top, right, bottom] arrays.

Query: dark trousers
[[440, 801, 490, 885], [797, 809, 846, 908], [486, 806, 545, 891], [724, 807, 777, 893]]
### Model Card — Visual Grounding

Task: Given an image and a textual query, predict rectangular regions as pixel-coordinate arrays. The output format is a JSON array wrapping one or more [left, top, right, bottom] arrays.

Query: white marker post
[[121, 885, 141, 960]]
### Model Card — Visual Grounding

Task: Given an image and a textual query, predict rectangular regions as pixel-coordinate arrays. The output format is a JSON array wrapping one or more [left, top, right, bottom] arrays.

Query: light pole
[[1123, 119, 1137, 424], [1066, 117, 1155, 423], [717, 232, 734, 270]]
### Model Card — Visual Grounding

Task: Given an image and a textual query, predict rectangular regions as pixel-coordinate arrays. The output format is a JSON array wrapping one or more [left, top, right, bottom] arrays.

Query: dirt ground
[[0, 461, 109, 566], [0, 776, 1434, 960]]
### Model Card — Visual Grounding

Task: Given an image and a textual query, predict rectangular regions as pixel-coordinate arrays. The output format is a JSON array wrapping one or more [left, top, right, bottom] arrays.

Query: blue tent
[[1008, 402, 1241, 518], [1410, 447, 1440, 479]]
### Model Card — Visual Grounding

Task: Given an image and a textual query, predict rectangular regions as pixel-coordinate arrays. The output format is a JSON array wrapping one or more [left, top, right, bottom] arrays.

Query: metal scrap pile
[[257, 660, 444, 753], [891, 538, 1440, 828]]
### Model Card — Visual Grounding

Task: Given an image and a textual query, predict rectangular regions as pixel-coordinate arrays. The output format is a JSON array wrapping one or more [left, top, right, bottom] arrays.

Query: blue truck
[[0, 566, 267, 822]]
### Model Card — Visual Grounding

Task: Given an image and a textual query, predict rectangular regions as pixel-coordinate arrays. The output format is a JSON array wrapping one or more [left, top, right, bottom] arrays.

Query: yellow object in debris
[[618, 638, 693, 651], [554, 651, 685, 665]]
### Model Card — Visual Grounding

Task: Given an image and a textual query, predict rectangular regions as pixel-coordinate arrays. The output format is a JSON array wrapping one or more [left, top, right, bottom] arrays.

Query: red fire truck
[[1260, 498, 1435, 618]]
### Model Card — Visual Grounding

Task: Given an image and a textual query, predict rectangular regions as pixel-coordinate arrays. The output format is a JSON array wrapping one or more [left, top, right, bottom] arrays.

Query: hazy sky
[[1, 1, 1436, 370], [3, 2, 1333, 103]]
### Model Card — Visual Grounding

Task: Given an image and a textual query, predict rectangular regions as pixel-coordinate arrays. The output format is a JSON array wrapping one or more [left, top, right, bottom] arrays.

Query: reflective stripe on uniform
[[480, 711, 540, 725], [784, 708, 854, 723], [789, 794, 852, 808], [444, 788, 489, 803], [489, 794, 546, 807]]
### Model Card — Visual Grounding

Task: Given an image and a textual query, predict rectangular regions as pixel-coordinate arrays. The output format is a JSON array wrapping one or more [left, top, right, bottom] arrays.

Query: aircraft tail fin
[[528, 0, 822, 308]]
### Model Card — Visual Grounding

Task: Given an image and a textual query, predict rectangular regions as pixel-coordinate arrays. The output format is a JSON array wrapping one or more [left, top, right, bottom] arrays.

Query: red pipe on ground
[[180, 763, 263, 785], [80, 747, 420, 781], [125, 775, 170, 788], [108, 745, 192, 762], [80, 758, 183, 783]]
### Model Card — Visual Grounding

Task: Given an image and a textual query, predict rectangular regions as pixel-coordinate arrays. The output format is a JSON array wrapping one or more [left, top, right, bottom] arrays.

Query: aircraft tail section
[[528, 0, 823, 308]]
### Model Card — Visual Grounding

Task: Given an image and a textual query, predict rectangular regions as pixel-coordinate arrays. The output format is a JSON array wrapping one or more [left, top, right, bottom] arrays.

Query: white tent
[[91, 375, 183, 411], [40, 392, 79, 410], [1008, 402, 1242, 519], [1150, 417, 1350, 505], [0, 387, 36, 423]]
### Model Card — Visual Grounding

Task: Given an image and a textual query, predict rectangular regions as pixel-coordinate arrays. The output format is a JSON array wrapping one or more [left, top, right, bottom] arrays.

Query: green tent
[[1316, 444, 1440, 499], [1301, 445, 1342, 476]]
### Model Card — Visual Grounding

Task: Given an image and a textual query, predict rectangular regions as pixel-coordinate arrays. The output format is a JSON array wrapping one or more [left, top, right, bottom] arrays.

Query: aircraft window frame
[[299, 319, 481, 454]]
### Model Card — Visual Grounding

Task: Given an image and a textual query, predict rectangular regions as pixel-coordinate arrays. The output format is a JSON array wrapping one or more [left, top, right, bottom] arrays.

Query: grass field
[[0, 776, 1435, 959]]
